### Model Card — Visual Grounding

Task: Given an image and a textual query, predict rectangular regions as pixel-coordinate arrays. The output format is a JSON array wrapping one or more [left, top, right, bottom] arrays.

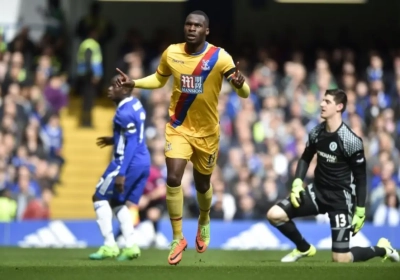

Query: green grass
[[0, 248, 399, 280]]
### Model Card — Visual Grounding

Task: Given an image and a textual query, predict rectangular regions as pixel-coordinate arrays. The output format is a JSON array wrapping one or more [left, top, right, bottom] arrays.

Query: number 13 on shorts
[[335, 213, 348, 228]]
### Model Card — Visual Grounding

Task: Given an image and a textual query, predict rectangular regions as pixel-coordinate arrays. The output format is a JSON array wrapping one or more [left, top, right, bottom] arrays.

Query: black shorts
[[277, 183, 355, 253]]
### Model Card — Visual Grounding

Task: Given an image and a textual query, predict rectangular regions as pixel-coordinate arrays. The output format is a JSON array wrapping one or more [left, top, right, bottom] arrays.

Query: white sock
[[114, 205, 135, 248], [94, 200, 116, 247]]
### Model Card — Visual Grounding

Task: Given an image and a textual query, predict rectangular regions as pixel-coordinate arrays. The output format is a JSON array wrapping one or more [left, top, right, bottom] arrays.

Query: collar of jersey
[[185, 41, 208, 56], [323, 121, 344, 134], [117, 96, 133, 108]]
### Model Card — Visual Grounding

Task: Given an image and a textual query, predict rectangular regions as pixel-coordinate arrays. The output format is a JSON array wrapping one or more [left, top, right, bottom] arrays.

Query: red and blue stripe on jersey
[[170, 46, 220, 128]]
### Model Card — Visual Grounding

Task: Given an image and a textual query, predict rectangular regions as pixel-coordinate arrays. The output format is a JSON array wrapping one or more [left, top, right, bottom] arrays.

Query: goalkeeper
[[267, 89, 399, 263]]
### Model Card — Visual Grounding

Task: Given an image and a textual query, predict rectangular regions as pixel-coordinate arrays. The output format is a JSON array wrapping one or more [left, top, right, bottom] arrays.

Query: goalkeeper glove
[[290, 178, 305, 208], [351, 207, 365, 236]]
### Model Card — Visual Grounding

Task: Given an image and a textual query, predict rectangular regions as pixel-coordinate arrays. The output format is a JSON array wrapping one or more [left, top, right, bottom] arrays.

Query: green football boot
[[89, 245, 119, 260], [116, 244, 141, 261]]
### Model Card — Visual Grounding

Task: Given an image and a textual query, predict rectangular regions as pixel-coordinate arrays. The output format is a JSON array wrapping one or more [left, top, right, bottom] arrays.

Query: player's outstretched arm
[[116, 68, 168, 90], [116, 47, 172, 90], [229, 62, 250, 98]]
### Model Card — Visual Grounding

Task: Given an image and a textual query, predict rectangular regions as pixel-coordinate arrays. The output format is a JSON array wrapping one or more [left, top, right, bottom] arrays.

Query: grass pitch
[[0, 248, 399, 280]]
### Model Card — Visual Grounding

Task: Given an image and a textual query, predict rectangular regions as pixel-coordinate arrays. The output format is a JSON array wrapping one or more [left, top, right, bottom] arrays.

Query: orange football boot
[[195, 223, 210, 253], [168, 238, 188, 265]]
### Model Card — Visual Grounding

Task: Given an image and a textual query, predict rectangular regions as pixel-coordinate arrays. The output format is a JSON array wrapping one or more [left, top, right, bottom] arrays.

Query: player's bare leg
[[89, 195, 119, 260], [193, 168, 212, 253], [267, 205, 316, 262], [165, 157, 188, 265], [111, 201, 141, 261]]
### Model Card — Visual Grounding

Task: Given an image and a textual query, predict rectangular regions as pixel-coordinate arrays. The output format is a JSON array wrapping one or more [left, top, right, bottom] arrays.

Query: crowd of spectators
[[0, 1, 67, 221], [1, 2, 399, 228]]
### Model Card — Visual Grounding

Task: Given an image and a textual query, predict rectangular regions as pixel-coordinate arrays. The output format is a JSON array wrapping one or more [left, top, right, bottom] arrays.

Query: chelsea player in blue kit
[[89, 78, 151, 261]]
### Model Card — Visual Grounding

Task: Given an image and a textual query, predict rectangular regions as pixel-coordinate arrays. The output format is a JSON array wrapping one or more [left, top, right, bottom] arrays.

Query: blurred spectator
[[76, 27, 103, 127], [7, 27, 36, 67], [40, 113, 64, 165], [43, 75, 68, 113], [138, 165, 166, 244], [38, 0, 66, 40], [76, 1, 115, 63], [0, 188, 17, 222], [22, 189, 51, 220], [373, 191, 400, 227], [210, 179, 236, 221]]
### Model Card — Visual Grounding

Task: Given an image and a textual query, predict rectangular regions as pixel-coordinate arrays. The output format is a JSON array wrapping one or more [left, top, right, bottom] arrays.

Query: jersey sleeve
[[156, 46, 172, 77], [301, 129, 318, 163], [115, 112, 138, 137], [341, 130, 367, 207], [346, 134, 364, 157], [218, 49, 236, 81], [347, 136, 366, 169], [349, 147, 367, 207], [294, 130, 317, 179]]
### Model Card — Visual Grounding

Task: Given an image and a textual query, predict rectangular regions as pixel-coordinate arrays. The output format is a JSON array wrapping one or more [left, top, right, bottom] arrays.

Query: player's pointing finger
[[235, 61, 240, 74], [116, 68, 125, 77]]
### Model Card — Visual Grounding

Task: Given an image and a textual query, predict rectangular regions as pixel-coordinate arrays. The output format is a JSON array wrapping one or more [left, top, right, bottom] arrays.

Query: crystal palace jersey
[[156, 42, 236, 137]]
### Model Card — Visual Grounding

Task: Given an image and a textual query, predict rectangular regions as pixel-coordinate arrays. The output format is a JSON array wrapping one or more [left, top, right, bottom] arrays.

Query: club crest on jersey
[[329, 142, 337, 151], [181, 74, 203, 94], [201, 59, 210, 71]]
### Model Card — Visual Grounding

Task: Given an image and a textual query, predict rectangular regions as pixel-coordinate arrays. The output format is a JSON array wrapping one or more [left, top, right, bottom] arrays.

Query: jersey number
[[334, 213, 347, 228]]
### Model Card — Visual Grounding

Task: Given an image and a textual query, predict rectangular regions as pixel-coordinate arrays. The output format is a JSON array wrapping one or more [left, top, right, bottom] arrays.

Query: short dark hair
[[325, 89, 347, 113], [188, 10, 209, 27], [110, 75, 130, 96]]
